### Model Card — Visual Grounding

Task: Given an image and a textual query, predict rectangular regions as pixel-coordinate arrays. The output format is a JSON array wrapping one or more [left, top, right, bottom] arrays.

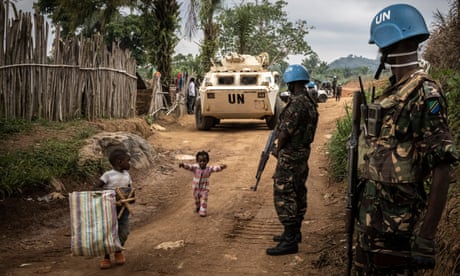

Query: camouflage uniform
[[355, 71, 458, 273], [273, 92, 318, 228]]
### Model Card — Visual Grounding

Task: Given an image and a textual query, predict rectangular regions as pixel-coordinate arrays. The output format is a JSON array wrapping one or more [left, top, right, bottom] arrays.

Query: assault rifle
[[346, 89, 363, 276], [251, 129, 277, 191]]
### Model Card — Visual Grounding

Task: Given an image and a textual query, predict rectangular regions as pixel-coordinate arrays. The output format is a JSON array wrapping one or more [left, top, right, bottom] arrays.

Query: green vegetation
[[327, 105, 352, 182], [217, 1, 312, 66], [445, 71, 460, 145], [424, 2, 460, 146], [0, 118, 32, 139], [0, 121, 106, 198]]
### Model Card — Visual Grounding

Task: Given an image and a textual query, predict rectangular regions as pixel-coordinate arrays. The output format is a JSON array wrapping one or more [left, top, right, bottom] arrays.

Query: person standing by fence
[[187, 77, 196, 114]]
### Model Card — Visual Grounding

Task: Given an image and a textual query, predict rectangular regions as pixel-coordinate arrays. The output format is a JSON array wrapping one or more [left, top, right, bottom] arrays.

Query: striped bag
[[69, 190, 122, 256]]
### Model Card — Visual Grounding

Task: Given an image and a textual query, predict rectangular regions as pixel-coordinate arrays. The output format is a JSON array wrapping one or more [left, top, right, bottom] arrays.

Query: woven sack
[[69, 190, 122, 256]]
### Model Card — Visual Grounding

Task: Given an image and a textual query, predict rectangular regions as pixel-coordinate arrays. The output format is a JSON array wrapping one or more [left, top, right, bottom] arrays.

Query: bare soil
[[0, 92, 356, 275]]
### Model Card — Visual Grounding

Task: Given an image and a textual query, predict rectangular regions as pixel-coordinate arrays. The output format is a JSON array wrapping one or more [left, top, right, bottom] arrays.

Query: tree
[[172, 53, 201, 76], [36, 0, 136, 38], [140, 0, 180, 97], [301, 52, 322, 75], [105, 14, 146, 65], [37, 0, 182, 103], [217, 0, 313, 67], [184, 0, 222, 75]]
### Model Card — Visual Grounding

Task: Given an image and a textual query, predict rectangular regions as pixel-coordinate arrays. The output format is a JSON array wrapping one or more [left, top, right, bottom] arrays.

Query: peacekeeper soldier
[[353, 4, 459, 274], [332, 75, 338, 97], [267, 64, 318, 256]]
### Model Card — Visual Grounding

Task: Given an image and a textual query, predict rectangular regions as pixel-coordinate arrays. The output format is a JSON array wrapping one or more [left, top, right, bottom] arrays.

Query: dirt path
[[2, 96, 352, 276]]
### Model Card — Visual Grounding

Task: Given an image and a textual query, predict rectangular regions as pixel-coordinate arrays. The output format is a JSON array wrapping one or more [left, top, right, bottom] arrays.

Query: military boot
[[272, 230, 302, 243], [266, 226, 299, 256]]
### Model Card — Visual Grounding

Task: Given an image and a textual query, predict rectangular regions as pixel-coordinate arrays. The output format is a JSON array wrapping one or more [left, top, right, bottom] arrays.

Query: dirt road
[[2, 96, 352, 276]]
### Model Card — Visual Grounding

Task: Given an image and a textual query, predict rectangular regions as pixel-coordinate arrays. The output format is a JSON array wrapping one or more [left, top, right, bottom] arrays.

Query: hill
[[329, 54, 379, 71]]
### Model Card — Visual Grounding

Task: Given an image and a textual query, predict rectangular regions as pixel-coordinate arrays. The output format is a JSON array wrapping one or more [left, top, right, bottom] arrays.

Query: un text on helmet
[[375, 10, 391, 25]]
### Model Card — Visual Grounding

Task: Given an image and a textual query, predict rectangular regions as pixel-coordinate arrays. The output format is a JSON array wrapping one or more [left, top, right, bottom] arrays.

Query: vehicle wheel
[[265, 116, 276, 129], [212, 118, 220, 127], [195, 101, 214, 130], [318, 94, 328, 103]]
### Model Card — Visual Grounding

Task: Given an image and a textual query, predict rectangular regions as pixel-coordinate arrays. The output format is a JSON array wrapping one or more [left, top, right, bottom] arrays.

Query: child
[[98, 148, 133, 269], [179, 151, 226, 217]]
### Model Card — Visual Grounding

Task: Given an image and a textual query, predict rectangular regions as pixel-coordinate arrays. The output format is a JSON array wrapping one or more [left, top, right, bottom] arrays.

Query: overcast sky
[[12, 0, 452, 64]]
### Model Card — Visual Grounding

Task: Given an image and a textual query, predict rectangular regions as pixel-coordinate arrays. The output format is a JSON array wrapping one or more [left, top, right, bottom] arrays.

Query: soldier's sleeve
[[420, 81, 458, 169], [278, 98, 301, 136]]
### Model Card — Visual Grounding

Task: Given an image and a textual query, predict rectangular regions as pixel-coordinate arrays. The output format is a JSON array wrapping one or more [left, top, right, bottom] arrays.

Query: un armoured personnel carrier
[[195, 52, 282, 130]]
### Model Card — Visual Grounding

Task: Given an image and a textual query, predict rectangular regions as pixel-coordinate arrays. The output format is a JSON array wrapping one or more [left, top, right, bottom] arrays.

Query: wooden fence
[[0, 2, 137, 121]]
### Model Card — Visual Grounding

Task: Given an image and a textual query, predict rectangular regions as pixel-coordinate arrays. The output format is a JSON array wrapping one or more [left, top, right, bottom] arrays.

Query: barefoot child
[[179, 151, 226, 217], [98, 148, 134, 269]]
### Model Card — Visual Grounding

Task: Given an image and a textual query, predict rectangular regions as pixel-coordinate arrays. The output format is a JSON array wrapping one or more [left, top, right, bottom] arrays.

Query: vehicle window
[[218, 77, 234, 85], [241, 76, 258, 85]]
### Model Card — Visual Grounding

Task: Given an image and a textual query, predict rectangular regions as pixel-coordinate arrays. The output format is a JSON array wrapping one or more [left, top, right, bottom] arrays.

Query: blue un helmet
[[369, 4, 429, 49], [283, 64, 310, 84]]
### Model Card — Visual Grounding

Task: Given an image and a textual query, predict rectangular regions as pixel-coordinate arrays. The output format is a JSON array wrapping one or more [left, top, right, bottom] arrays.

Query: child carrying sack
[[69, 190, 123, 256]]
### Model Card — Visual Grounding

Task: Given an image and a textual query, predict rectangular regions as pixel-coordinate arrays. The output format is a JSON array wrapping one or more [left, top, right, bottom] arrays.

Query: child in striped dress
[[179, 151, 226, 217]]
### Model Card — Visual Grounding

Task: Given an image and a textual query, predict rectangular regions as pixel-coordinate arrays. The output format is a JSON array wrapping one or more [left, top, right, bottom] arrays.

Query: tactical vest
[[279, 93, 318, 150], [358, 71, 438, 184]]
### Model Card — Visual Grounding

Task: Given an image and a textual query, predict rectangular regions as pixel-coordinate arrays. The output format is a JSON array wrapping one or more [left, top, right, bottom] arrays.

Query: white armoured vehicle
[[195, 52, 282, 130]]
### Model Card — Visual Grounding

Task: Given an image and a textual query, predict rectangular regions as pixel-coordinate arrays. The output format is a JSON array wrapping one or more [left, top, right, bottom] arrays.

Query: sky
[[176, 0, 452, 64], [10, 0, 453, 65]]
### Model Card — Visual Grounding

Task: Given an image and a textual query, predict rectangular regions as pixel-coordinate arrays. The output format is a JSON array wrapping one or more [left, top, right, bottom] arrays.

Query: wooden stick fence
[[0, 2, 137, 121]]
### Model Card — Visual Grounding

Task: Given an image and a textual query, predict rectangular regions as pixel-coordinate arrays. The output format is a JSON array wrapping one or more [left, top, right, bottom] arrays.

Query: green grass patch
[[0, 118, 33, 139], [0, 121, 107, 198]]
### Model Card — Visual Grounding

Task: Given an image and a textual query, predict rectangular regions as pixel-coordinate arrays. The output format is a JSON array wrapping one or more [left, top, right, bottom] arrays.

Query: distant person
[[351, 3, 459, 275], [335, 83, 342, 101], [176, 72, 183, 93], [187, 78, 196, 114], [332, 75, 338, 97], [179, 151, 227, 217], [98, 148, 134, 269]]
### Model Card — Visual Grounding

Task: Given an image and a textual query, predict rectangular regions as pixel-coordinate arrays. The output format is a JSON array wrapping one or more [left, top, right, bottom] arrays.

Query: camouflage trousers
[[273, 150, 309, 227], [354, 180, 426, 273]]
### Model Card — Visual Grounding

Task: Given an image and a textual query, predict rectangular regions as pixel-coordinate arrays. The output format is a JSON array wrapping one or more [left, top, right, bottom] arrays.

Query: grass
[[0, 119, 107, 198], [0, 118, 32, 139], [327, 103, 352, 183]]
